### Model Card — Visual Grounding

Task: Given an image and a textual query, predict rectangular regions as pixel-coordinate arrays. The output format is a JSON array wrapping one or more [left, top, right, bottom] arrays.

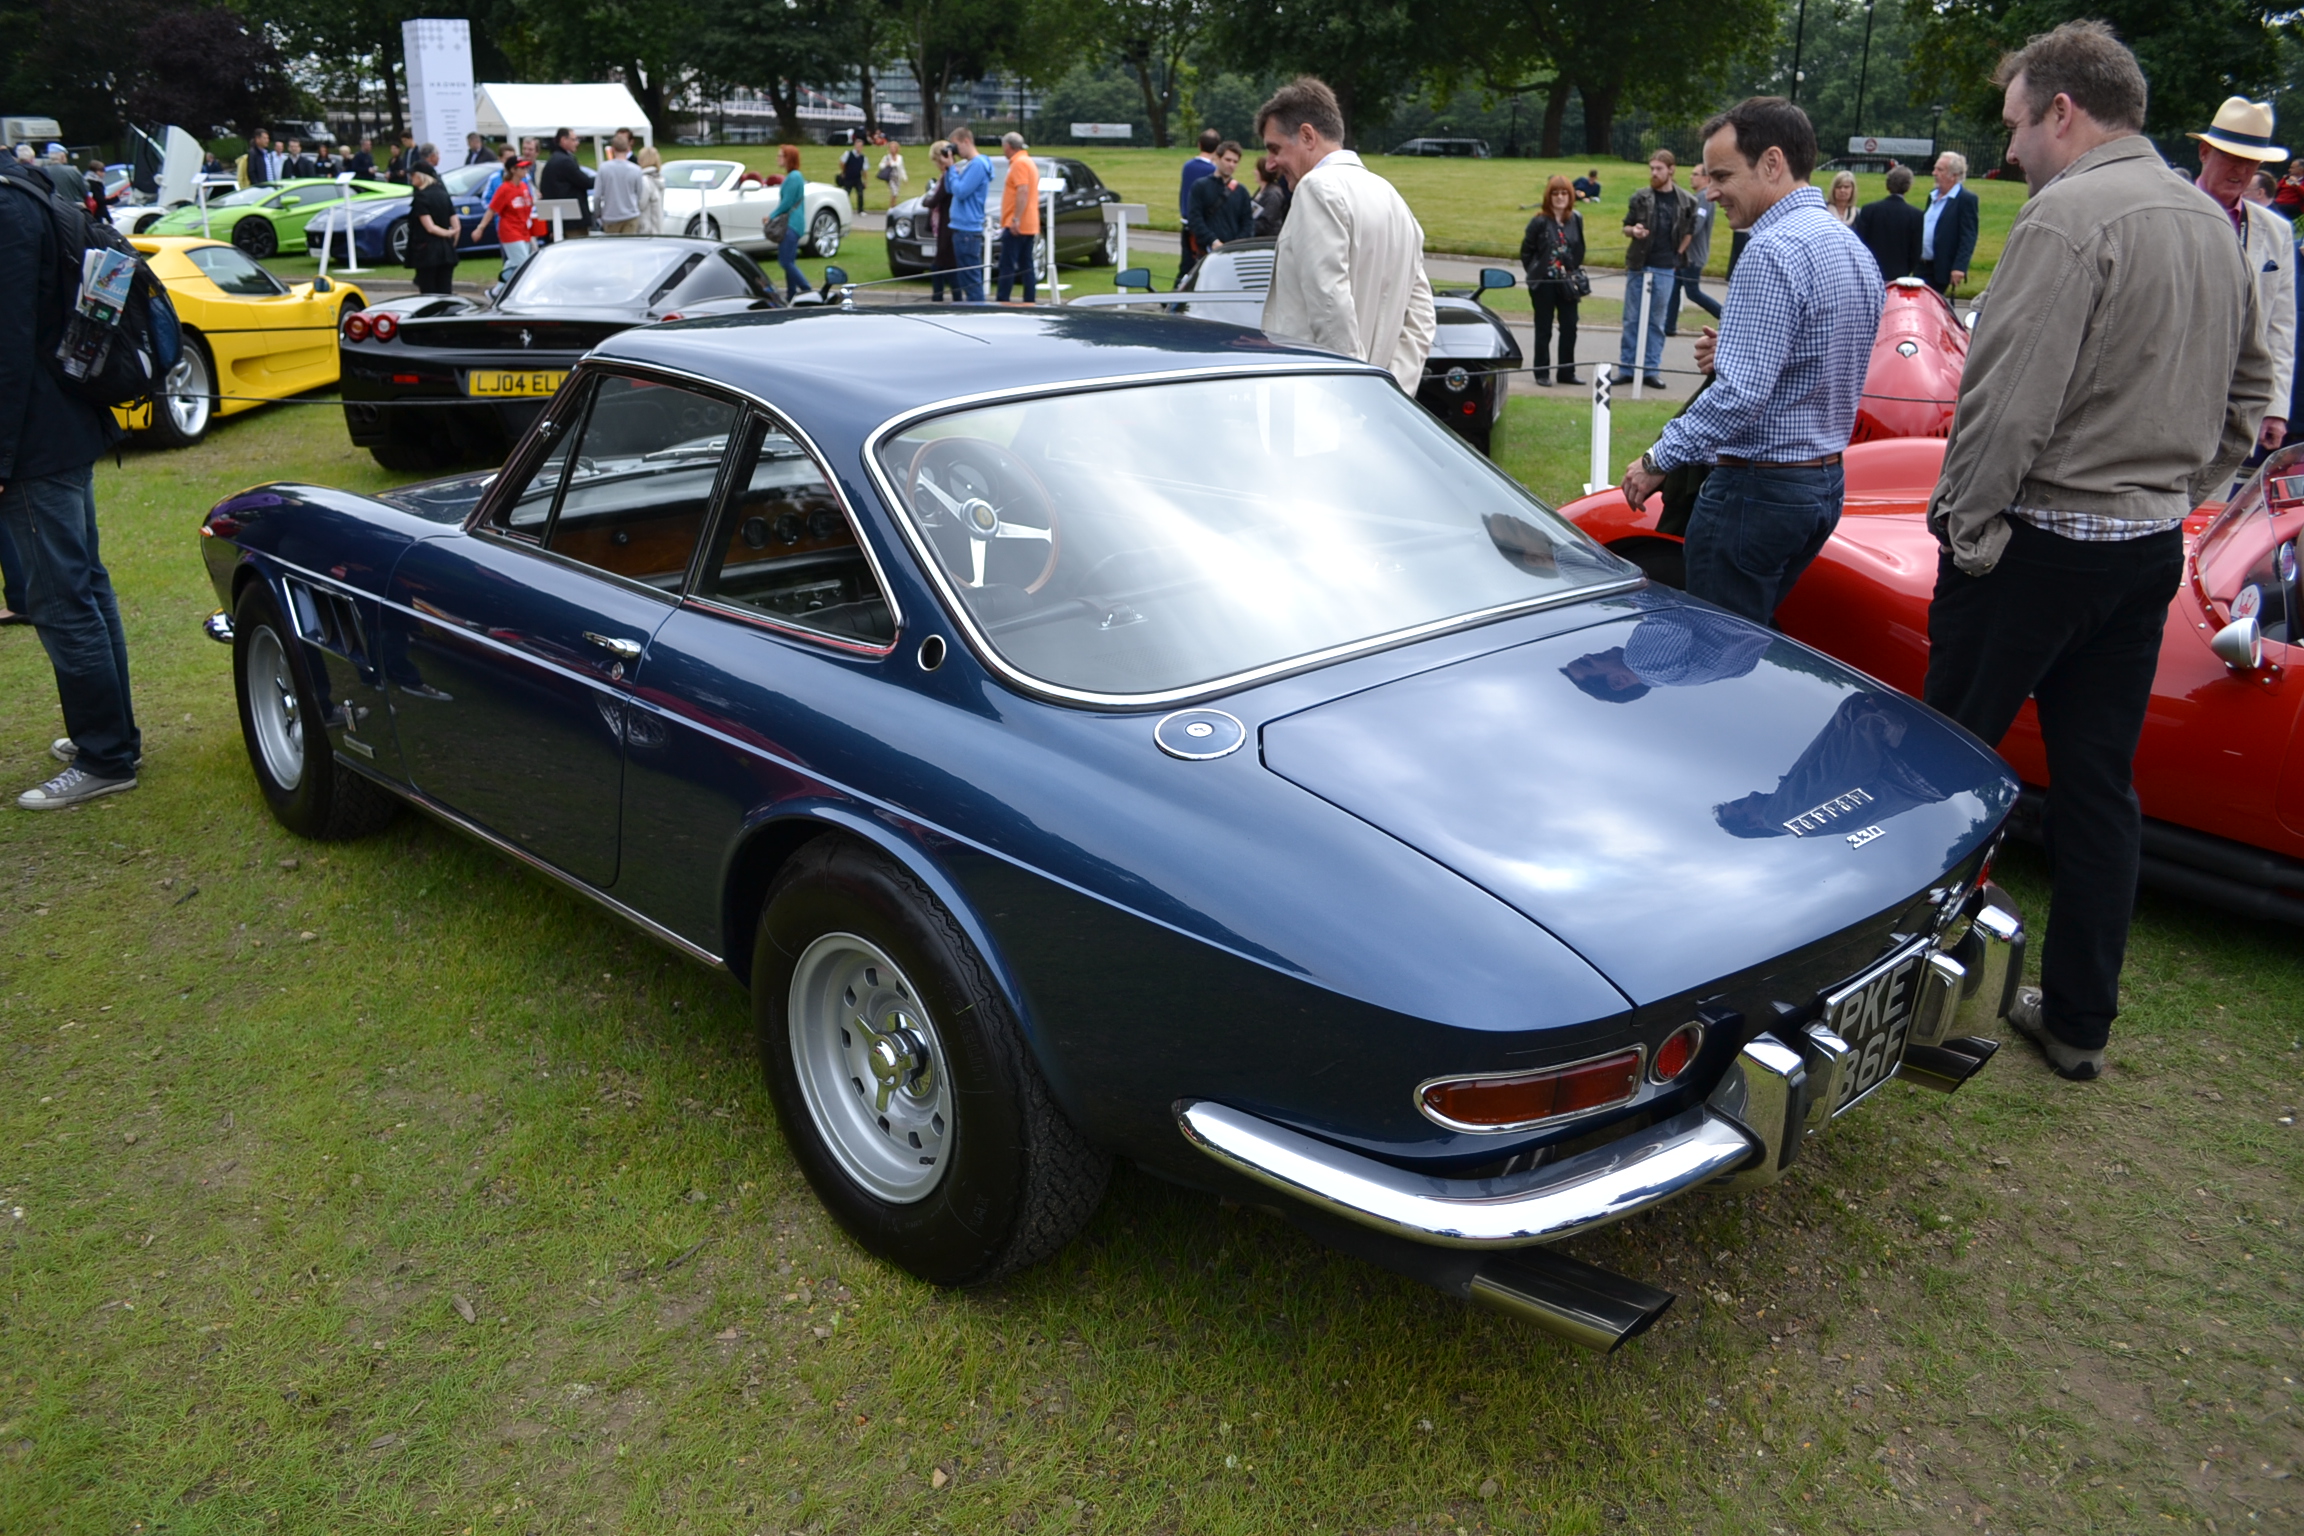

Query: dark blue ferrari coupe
[[197, 309, 2026, 1349]]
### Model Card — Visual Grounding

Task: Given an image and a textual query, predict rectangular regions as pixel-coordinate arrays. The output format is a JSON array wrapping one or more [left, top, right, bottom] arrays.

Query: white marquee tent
[[474, 82, 653, 160]]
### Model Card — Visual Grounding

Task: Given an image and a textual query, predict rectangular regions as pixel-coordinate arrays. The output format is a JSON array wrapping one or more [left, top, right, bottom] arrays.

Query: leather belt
[[1717, 453, 1843, 468]]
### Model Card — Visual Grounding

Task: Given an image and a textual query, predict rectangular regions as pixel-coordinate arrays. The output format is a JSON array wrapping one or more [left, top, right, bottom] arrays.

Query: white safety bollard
[[1585, 367, 1615, 496], [1631, 277, 1651, 401], [338, 177, 362, 274]]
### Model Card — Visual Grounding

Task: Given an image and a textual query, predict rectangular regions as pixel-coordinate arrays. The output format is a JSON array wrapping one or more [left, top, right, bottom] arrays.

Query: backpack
[[0, 158, 181, 410]]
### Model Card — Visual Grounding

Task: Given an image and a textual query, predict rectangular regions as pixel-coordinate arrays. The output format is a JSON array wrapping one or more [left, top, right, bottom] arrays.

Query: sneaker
[[17, 764, 138, 810], [50, 738, 143, 768], [2006, 986, 2103, 1080]]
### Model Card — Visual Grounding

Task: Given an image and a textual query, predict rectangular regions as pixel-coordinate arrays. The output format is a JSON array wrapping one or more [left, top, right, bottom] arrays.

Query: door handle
[[583, 632, 642, 662]]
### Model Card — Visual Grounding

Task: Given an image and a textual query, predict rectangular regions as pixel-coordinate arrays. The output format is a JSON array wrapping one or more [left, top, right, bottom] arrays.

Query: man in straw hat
[[2192, 95, 2294, 454], [1921, 20, 2274, 1083]]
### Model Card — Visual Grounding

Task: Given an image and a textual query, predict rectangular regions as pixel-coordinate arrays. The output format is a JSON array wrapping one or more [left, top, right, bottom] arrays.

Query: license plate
[[1818, 943, 1927, 1113], [466, 369, 567, 398]]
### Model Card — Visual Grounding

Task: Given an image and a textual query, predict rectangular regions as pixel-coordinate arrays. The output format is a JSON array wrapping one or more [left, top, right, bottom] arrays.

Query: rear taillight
[[657, 311, 684, 323], [1649, 1022, 1704, 1084], [369, 312, 399, 341], [341, 312, 370, 341], [1417, 1048, 1642, 1131]]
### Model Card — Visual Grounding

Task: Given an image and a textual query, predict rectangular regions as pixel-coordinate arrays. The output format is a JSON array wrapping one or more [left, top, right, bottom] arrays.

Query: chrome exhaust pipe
[[1468, 1246, 1675, 1352]]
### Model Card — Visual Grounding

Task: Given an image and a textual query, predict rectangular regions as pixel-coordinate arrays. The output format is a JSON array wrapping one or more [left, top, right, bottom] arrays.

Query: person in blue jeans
[[768, 144, 811, 301], [0, 158, 141, 808], [0, 516, 28, 623], [1619, 152, 1694, 387], [942, 129, 996, 303], [1616, 99, 1882, 626]]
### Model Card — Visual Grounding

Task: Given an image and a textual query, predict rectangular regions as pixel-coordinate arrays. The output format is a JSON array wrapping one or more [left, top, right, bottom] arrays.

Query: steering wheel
[[905, 437, 1061, 594]]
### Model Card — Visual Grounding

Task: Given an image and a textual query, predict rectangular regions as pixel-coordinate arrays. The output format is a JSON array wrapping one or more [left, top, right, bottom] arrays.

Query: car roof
[[593, 307, 1369, 443]]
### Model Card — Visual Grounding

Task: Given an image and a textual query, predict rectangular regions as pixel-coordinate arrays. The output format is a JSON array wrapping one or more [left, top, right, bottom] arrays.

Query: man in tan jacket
[[1257, 77, 1436, 394], [1924, 21, 2274, 1082]]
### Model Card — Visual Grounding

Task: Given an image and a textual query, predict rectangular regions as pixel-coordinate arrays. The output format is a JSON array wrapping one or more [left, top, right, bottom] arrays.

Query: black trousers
[[413, 261, 455, 294], [1529, 282, 1578, 381], [1923, 517, 2182, 1051]]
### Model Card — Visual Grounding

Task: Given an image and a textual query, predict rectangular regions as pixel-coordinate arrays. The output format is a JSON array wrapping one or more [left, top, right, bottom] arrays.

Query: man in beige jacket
[[1257, 77, 1436, 394], [1924, 21, 2274, 1082]]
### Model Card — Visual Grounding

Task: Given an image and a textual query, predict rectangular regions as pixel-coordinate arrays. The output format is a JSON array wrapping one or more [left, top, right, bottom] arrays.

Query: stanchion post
[[339, 177, 362, 274], [1631, 275, 1651, 401], [1585, 366, 1615, 496], [198, 180, 211, 241]]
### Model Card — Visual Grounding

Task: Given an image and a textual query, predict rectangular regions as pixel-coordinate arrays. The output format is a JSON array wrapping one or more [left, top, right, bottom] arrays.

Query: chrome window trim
[[471, 355, 907, 650], [857, 363, 1644, 711], [1414, 1043, 1650, 1135]]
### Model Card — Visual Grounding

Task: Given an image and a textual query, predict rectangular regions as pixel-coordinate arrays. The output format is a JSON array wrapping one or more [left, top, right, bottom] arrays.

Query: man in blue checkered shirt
[[1619, 98, 1883, 624]]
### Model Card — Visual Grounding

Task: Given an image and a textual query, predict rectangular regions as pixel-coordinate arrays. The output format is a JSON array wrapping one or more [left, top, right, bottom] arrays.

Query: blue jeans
[[1619, 267, 1673, 376], [1682, 462, 1845, 625], [950, 230, 986, 302], [0, 514, 25, 611], [0, 465, 140, 777], [995, 229, 1038, 302], [1670, 264, 1721, 331], [777, 224, 810, 299]]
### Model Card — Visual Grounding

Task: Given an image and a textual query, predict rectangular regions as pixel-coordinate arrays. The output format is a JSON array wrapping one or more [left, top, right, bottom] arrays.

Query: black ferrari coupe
[[338, 236, 785, 472]]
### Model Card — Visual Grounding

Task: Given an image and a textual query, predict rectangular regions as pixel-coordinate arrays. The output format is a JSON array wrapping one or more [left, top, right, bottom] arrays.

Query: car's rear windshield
[[506, 242, 693, 310], [875, 372, 1632, 701], [662, 160, 738, 188]]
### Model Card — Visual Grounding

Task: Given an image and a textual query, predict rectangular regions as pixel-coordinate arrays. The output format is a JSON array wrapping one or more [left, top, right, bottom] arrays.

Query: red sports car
[[1562, 367, 2304, 924]]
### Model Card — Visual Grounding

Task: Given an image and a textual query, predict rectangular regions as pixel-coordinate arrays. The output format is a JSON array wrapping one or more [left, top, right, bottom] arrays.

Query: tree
[[892, 0, 1023, 137], [1211, 0, 1430, 144], [696, 0, 847, 141], [1464, 0, 1777, 153], [1093, 0, 1211, 148], [1902, 0, 2287, 144], [514, 0, 698, 140], [124, 6, 300, 133]]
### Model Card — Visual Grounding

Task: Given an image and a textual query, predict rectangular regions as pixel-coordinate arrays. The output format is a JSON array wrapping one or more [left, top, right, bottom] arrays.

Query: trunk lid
[[1261, 604, 2016, 1007]]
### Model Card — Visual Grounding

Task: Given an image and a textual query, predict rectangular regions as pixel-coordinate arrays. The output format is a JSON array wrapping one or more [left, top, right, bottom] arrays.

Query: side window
[[486, 377, 592, 543], [671, 253, 754, 306], [543, 376, 741, 590], [694, 415, 894, 645]]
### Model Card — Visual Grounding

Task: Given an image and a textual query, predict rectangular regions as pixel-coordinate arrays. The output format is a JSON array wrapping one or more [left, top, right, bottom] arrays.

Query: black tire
[[369, 436, 439, 474], [232, 217, 277, 260], [753, 836, 1108, 1287], [808, 207, 842, 257], [144, 331, 214, 449], [685, 213, 722, 241], [232, 583, 399, 841], [1089, 223, 1114, 265]]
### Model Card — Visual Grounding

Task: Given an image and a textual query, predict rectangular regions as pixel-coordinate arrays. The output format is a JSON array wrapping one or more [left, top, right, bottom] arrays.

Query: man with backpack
[[0, 156, 146, 809]]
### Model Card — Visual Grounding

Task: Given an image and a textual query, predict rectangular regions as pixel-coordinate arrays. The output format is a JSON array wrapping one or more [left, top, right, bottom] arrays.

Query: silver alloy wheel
[[810, 209, 841, 257], [245, 624, 304, 791], [788, 932, 951, 1202], [162, 344, 211, 440]]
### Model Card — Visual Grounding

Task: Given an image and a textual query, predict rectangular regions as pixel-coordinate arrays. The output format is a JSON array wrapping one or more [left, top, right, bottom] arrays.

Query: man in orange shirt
[[996, 132, 1041, 303]]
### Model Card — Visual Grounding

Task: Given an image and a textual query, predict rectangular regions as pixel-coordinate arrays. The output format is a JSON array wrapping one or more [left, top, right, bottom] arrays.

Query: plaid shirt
[[2009, 507, 2186, 540], [1651, 186, 1883, 471]]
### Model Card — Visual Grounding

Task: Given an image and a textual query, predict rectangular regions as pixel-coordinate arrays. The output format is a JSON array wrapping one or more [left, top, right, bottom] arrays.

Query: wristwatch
[[1638, 451, 1662, 477]]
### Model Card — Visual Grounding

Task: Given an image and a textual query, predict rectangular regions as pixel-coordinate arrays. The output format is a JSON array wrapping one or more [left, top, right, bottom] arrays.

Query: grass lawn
[[665, 145, 2028, 299], [2, 394, 2299, 1534]]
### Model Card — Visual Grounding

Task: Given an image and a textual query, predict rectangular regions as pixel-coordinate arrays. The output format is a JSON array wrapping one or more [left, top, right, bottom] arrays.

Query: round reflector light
[[1650, 1022, 1704, 1084], [369, 312, 399, 341], [341, 312, 370, 341]]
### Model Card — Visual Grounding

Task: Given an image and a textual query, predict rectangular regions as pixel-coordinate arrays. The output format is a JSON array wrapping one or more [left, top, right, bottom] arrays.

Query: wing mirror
[[2211, 615, 2265, 671], [311, 274, 334, 294], [822, 264, 849, 289], [1962, 307, 1980, 333], [1116, 266, 1153, 292], [1478, 267, 1516, 291]]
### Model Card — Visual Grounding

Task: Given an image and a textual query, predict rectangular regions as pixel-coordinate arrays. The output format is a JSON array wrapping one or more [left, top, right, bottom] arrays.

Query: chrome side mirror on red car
[[2211, 614, 2265, 671]]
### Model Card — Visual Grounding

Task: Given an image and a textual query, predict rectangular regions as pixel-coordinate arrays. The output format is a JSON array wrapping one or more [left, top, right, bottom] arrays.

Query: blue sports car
[[303, 160, 594, 266], [196, 309, 2025, 1349]]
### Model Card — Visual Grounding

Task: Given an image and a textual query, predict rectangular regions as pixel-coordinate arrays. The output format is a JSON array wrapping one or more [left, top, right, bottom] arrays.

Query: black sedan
[[884, 156, 1121, 277], [338, 236, 783, 472]]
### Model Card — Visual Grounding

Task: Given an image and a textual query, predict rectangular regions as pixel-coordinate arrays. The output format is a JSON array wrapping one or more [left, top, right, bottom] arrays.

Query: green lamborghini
[[141, 178, 405, 259]]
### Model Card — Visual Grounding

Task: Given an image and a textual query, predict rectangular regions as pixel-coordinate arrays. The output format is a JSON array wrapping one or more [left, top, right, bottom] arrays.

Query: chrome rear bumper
[[1176, 1095, 1762, 1250], [1176, 884, 2027, 1251]]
